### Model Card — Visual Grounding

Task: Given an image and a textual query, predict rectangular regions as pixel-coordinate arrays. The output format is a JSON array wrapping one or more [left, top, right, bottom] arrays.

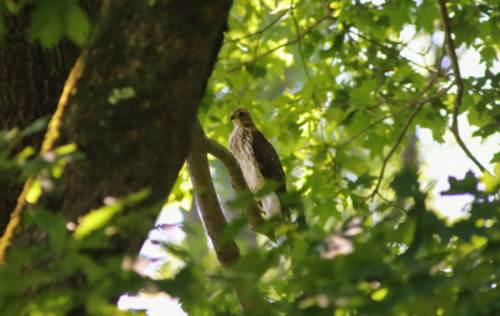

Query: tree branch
[[359, 79, 453, 207], [290, 0, 311, 81], [205, 138, 274, 236], [228, 13, 332, 73], [336, 75, 442, 156], [438, 0, 488, 173], [187, 120, 266, 314], [290, 0, 324, 111], [348, 29, 439, 74], [227, 10, 289, 43], [187, 120, 240, 268]]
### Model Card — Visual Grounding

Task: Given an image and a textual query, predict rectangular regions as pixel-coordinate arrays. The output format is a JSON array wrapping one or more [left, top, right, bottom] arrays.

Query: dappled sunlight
[[1, 0, 500, 315], [419, 115, 500, 220], [118, 293, 185, 316]]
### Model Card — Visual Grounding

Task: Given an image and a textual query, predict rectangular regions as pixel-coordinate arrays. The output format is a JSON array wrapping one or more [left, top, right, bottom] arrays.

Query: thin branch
[[373, 102, 425, 193], [227, 10, 289, 43], [187, 120, 266, 314], [359, 79, 453, 207], [336, 75, 442, 155], [348, 29, 439, 74], [228, 14, 332, 73], [290, 0, 325, 111], [235, 31, 264, 107], [464, 80, 500, 102], [376, 192, 407, 213], [290, 0, 311, 81], [206, 138, 275, 241], [336, 116, 387, 154], [438, 0, 488, 173]]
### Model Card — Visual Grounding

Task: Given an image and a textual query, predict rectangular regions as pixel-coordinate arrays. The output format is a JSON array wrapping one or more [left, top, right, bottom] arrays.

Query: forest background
[[0, 0, 499, 315]]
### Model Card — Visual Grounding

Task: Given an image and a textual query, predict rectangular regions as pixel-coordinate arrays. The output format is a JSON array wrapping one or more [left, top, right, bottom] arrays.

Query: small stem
[[438, 0, 488, 173], [229, 13, 332, 73], [358, 79, 453, 207]]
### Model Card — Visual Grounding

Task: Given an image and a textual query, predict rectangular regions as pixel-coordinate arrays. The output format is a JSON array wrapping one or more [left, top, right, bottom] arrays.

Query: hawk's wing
[[251, 130, 289, 218]]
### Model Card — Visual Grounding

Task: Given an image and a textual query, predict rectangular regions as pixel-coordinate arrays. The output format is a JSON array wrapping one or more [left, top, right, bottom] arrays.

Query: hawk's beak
[[230, 114, 234, 120]]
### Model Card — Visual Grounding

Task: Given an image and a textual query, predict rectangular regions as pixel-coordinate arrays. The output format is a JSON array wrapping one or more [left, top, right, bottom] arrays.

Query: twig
[[227, 10, 289, 43], [235, 30, 263, 107], [438, 0, 488, 173], [290, 0, 311, 81], [290, 0, 320, 111], [376, 192, 407, 213], [358, 78, 453, 207], [336, 75, 442, 156], [228, 14, 332, 73], [348, 29, 439, 74], [290, 0, 325, 111], [372, 102, 425, 194], [206, 138, 275, 241], [335, 116, 388, 154], [464, 80, 500, 102]]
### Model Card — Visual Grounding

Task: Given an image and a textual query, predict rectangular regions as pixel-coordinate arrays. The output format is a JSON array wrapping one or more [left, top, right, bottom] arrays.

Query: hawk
[[229, 108, 289, 219]]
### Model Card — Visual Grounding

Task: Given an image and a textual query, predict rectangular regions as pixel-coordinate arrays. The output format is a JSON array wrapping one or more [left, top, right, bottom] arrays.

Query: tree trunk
[[9, 0, 232, 247], [0, 2, 100, 236], [2, 0, 233, 313]]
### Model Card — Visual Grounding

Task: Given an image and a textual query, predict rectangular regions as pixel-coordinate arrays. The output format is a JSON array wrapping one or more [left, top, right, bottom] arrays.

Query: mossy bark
[[0, 2, 101, 236], [0, 0, 232, 313], [8, 0, 232, 257], [0, 13, 79, 236]]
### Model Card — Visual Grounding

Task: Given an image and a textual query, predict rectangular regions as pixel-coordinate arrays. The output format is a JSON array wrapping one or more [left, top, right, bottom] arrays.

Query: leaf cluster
[[1, 0, 500, 315]]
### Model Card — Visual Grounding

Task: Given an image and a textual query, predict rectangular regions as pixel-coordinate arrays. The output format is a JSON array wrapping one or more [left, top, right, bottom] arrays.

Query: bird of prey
[[229, 108, 289, 219]]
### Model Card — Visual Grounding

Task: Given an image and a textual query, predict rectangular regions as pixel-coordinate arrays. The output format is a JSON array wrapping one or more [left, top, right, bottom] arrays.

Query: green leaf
[[472, 123, 497, 139], [441, 171, 479, 196], [65, 1, 90, 46], [490, 152, 500, 164], [390, 166, 419, 199], [29, 0, 65, 47], [349, 79, 377, 106], [28, 0, 90, 47], [348, 172, 377, 190], [74, 204, 122, 240], [416, 0, 439, 33], [74, 190, 149, 239]]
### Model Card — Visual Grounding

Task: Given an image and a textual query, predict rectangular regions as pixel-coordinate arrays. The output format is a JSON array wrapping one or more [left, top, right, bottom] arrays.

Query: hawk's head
[[230, 108, 255, 128]]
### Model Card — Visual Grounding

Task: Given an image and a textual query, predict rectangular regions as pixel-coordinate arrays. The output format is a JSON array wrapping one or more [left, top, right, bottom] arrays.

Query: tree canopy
[[0, 0, 500, 315]]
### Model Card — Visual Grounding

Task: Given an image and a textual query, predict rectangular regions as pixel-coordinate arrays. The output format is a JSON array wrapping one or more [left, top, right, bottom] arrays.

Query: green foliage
[[192, 0, 500, 314], [1, 0, 500, 315], [0, 0, 91, 47], [0, 123, 154, 315]]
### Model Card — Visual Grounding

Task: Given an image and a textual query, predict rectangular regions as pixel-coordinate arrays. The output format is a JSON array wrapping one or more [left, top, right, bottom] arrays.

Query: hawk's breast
[[229, 126, 265, 192]]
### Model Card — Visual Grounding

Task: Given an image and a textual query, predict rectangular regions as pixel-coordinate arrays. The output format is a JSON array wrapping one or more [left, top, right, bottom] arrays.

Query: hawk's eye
[[239, 112, 246, 117]]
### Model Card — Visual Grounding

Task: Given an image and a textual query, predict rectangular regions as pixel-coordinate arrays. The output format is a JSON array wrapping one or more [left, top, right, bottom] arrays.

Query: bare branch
[[358, 79, 453, 207], [228, 13, 332, 73], [188, 120, 267, 314], [438, 0, 488, 173], [206, 138, 275, 241], [187, 120, 241, 268]]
